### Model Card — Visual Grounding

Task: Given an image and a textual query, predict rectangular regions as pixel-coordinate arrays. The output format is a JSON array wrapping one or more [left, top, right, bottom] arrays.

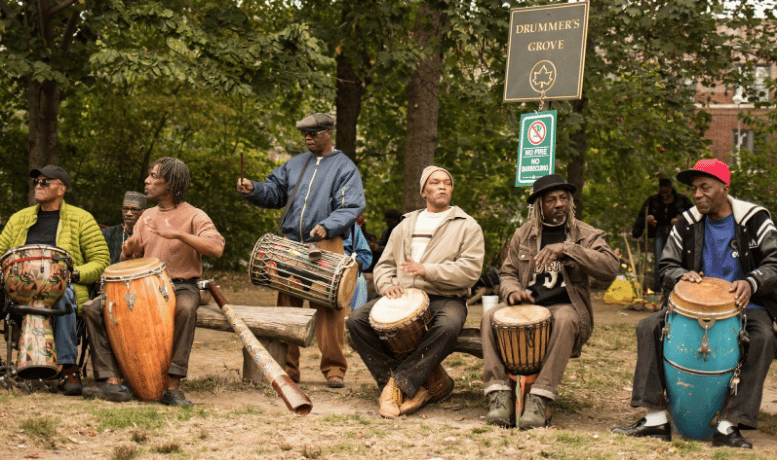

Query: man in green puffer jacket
[[0, 165, 110, 395]]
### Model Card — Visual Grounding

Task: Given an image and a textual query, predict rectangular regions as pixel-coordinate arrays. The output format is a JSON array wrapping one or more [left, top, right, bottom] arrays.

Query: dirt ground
[[2, 270, 776, 459]]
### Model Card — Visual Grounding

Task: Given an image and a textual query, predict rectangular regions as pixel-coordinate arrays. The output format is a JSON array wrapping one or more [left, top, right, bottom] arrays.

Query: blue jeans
[[51, 285, 78, 365], [653, 227, 671, 292]]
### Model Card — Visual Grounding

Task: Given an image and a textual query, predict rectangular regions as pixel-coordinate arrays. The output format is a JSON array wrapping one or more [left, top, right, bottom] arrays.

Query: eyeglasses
[[122, 206, 144, 213], [301, 129, 326, 138], [32, 178, 57, 187]]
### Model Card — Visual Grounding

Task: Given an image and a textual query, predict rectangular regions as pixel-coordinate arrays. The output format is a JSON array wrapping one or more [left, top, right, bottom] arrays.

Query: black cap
[[383, 208, 401, 222], [30, 165, 70, 188], [527, 174, 576, 204]]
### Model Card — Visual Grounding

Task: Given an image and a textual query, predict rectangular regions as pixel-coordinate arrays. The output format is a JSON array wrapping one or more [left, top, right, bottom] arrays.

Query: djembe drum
[[491, 305, 553, 375], [101, 258, 176, 401], [369, 288, 431, 359], [0, 244, 73, 380], [249, 234, 358, 310], [663, 277, 742, 440]]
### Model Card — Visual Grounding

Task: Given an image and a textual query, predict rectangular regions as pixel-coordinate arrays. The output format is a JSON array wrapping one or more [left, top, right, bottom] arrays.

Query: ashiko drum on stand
[[663, 277, 743, 440]]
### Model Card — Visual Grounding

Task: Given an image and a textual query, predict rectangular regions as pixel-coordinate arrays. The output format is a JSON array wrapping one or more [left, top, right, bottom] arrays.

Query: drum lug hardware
[[730, 365, 741, 396], [158, 284, 169, 301], [107, 301, 118, 324], [697, 325, 712, 360], [125, 292, 137, 311]]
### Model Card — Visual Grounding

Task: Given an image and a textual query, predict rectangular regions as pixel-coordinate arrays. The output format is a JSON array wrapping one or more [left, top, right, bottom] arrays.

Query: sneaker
[[83, 383, 133, 402], [519, 394, 551, 430], [378, 378, 403, 418], [158, 389, 193, 407], [486, 390, 514, 428], [59, 365, 83, 396]]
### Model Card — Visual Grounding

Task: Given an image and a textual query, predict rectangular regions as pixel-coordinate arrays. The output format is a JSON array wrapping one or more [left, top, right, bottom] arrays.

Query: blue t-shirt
[[702, 214, 761, 310]]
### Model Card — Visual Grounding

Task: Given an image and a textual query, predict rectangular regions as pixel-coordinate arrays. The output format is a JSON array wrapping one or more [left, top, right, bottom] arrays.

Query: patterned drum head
[[669, 277, 738, 320], [369, 288, 430, 330]]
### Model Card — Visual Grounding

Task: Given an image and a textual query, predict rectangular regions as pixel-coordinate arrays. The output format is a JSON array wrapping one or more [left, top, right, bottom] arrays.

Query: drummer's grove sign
[[504, 2, 589, 102], [515, 111, 556, 186]]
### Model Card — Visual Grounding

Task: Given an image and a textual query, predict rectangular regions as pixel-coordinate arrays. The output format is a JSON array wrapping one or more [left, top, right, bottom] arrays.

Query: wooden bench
[[196, 303, 316, 384]]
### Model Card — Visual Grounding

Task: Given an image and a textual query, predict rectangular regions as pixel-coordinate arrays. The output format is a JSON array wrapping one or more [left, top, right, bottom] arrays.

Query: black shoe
[[612, 418, 671, 441], [59, 365, 83, 396], [159, 389, 193, 407], [83, 383, 133, 402], [712, 427, 752, 449]]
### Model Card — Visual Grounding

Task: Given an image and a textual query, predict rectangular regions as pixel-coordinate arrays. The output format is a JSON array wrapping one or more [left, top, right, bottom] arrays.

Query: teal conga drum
[[663, 277, 742, 440]]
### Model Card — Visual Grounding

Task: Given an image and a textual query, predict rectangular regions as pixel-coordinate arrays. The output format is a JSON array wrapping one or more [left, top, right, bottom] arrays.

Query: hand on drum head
[[730, 280, 752, 309], [508, 289, 535, 305], [236, 178, 254, 194], [680, 271, 704, 284], [383, 285, 405, 299]]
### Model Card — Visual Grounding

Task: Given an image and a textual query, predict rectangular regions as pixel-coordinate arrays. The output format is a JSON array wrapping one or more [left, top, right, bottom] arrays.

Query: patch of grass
[[322, 414, 370, 425], [176, 405, 209, 421], [228, 405, 264, 416], [130, 430, 149, 443], [182, 375, 251, 393], [110, 444, 139, 460], [93, 406, 167, 431], [758, 411, 777, 435], [19, 417, 57, 441], [303, 443, 322, 458], [153, 442, 183, 454]]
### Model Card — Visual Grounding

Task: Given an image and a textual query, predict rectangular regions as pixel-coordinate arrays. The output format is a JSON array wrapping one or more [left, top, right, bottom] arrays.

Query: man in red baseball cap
[[614, 158, 777, 449]]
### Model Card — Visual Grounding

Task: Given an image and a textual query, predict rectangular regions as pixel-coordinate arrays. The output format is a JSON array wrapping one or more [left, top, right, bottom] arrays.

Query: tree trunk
[[402, 4, 447, 213], [27, 78, 62, 205], [568, 97, 588, 219], [335, 54, 363, 164]]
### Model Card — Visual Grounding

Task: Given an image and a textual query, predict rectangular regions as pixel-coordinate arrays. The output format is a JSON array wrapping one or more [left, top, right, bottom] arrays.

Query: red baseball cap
[[676, 159, 730, 186]]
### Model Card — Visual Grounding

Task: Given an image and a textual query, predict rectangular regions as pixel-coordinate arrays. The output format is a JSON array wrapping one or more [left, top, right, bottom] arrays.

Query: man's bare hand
[[730, 280, 752, 309], [508, 290, 535, 305], [680, 271, 704, 283], [534, 243, 564, 272], [236, 178, 254, 194], [383, 286, 404, 299], [400, 257, 426, 278], [310, 225, 327, 240]]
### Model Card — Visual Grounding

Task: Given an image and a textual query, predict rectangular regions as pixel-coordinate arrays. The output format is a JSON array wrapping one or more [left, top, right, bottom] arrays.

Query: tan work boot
[[379, 378, 403, 418], [400, 387, 432, 415], [424, 365, 455, 403], [519, 394, 552, 430]]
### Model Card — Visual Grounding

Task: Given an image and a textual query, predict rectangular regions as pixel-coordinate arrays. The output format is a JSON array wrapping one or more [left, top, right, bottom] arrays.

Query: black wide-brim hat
[[527, 174, 576, 204]]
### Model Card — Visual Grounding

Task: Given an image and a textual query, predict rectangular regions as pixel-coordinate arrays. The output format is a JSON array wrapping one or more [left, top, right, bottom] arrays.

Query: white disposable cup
[[482, 295, 499, 314]]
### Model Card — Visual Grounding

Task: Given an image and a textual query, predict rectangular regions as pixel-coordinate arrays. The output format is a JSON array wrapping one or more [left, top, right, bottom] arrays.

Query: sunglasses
[[32, 178, 58, 187], [301, 129, 326, 138]]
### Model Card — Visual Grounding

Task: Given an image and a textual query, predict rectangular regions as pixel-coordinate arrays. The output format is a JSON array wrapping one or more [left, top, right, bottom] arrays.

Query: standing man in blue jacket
[[237, 113, 366, 388]]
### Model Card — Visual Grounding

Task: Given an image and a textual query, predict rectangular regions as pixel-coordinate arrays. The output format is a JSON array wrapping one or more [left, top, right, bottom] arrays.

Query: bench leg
[[242, 339, 288, 385]]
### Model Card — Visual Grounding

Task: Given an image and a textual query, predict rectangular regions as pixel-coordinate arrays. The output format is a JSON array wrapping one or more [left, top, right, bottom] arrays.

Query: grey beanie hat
[[123, 191, 147, 208]]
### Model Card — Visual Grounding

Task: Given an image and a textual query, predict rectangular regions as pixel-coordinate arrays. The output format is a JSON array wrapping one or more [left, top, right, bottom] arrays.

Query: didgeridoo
[[205, 281, 312, 415]]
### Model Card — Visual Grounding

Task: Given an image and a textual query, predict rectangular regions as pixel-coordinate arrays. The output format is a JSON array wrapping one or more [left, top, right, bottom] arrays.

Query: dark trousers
[[346, 294, 466, 398], [83, 282, 200, 380], [630, 307, 775, 429]]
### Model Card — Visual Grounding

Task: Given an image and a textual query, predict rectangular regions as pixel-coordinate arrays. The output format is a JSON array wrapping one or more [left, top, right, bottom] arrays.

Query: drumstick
[[240, 151, 244, 184], [205, 281, 312, 416]]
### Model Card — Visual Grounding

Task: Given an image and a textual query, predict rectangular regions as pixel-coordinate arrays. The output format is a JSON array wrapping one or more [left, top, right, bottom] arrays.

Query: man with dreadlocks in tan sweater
[[83, 157, 224, 406], [480, 174, 618, 429]]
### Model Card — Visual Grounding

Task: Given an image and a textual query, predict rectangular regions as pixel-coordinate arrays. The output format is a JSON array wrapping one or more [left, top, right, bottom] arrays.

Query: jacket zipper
[[298, 157, 322, 241]]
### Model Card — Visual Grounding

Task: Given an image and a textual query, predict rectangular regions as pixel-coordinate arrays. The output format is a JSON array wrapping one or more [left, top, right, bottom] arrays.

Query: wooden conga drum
[[369, 288, 431, 358], [102, 258, 176, 401], [663, 277, 742, 440]]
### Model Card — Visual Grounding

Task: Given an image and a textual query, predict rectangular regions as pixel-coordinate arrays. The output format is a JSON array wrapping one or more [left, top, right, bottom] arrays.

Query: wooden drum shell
[[369, 288, 431, 359], [491, 305, 552, 376]]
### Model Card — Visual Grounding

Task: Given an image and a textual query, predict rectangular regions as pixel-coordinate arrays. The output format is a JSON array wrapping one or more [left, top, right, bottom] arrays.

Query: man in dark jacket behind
[[613, 159, 777, 449], [631, 178, 693, 292], [237, 113, 366, 389]]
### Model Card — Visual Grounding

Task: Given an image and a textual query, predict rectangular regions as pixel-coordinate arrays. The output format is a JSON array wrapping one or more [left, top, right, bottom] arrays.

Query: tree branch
[[60, 9, 79, 52], [49, 0, 77, 16]]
